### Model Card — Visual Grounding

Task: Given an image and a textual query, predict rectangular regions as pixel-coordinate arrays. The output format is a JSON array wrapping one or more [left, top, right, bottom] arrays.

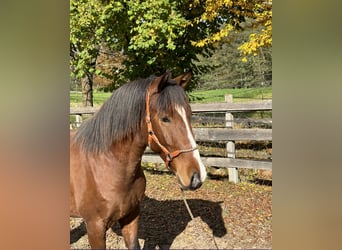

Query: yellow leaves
[[238, 24, 272, 61], [201, 0, 233, 21], [191, 24, 233, 47], [191, 40, 206, 47], [238, 1, 272, 61], [191, 0, 272, 61]]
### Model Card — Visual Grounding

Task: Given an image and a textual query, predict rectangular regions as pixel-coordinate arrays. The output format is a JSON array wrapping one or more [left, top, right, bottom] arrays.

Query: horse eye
[[161, 117, 170, 123]]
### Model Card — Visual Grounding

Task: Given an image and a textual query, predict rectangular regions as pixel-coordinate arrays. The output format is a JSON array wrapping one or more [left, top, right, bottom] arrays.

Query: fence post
[[76, 114, 82, 128], [225, 94, 239, 183]]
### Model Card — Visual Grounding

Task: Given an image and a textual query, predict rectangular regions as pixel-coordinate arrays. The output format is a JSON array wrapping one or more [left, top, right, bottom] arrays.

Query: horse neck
[[110, 133, 148, 171]]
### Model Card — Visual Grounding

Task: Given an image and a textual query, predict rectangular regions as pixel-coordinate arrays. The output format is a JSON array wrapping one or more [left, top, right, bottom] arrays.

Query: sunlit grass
[[70, 91, 111, 107], [70, 87, 272, 106], [189, 87, 272, 103]]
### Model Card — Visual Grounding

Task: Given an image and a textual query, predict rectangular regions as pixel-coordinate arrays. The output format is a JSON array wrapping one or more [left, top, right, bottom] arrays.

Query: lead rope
[[181, 190, 194, 220], [181, 189, 219, 249]]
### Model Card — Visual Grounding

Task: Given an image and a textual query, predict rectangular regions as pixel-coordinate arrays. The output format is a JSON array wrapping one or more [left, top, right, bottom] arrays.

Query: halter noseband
[[145, 87, 198, 168]]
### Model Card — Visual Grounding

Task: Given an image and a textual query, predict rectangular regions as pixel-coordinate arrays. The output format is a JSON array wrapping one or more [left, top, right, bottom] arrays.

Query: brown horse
[[70, 71, 207, 249]]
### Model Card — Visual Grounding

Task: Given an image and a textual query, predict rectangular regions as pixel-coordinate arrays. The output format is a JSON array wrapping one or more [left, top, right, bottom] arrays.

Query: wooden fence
[[70, 95, 272, 183]]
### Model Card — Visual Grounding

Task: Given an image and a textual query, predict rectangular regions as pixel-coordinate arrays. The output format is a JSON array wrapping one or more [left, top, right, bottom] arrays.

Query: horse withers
[[70, 71, 207, 249]]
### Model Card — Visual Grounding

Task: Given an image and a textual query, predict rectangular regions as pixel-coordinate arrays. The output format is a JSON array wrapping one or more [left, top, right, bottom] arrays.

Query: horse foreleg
[[85, 219, 107, 249], [119, 208, 140, 250]]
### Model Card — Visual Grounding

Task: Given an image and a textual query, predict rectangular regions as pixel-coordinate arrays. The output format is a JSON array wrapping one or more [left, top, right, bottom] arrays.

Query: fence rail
[[191, 100, 272, 113], [193, 128, 272, 141], [70, 100, 272, 116], [70, 97, 272, 182], [142, 154, 272, 170]]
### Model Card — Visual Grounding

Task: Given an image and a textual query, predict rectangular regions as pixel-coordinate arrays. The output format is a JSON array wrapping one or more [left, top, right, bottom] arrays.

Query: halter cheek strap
[[145, 88, 198, 168]]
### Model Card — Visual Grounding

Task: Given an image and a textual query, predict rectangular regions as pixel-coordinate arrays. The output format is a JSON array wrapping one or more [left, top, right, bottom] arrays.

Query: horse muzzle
[[179, 172, 202, 191]]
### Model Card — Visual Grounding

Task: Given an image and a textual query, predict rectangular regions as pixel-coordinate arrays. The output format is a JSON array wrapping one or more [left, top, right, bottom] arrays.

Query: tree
[[70, 0, 125, 106], [70, 0, 272, 106], [100, 0, 225, 87], [70, 0, 225, 104], [70, 0, 99, 106]]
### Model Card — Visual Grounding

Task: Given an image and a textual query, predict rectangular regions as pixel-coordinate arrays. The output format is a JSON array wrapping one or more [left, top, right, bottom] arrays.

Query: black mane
[[74, 76, 189, 153]]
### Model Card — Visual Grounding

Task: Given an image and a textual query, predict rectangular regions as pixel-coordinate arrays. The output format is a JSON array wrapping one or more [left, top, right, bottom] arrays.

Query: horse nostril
[[190, 172, 202, 190]]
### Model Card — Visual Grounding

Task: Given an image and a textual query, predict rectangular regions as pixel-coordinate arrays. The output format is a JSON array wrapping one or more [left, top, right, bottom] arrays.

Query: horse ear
[[149, 71, 172, 93], [172, 71, 192, 89]]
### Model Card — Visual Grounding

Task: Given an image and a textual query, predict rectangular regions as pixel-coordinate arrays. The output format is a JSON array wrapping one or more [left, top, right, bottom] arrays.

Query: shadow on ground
[[70, 196, 227, 249]]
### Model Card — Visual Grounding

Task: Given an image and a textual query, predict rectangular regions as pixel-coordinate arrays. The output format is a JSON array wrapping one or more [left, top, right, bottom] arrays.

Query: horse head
[[145, 71, 207, 190]]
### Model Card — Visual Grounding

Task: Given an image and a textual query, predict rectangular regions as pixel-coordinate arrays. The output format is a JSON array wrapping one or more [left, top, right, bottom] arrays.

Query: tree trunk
[[81, 73, 94, 107]]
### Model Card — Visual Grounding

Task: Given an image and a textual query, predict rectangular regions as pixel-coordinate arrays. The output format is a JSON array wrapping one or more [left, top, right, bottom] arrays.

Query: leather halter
[[145, 87, 198, 168]]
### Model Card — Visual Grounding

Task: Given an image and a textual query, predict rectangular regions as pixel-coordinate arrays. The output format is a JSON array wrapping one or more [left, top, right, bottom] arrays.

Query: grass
[[70, 87, 272, 106], [189, 87, 272, 103], [70, 91, 112, 107]]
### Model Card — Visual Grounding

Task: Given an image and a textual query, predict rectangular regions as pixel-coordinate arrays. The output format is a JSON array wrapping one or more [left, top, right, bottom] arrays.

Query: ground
[[70, 169, 272, 249]]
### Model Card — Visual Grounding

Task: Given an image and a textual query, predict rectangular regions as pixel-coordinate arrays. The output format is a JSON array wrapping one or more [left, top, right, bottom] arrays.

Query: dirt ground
[[70, 170, 272, 249]]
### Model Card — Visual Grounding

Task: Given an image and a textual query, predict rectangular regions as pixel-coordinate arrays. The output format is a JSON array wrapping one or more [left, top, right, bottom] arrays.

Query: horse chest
[[102, 177, 146, 222], [98, 167, 146, 219]]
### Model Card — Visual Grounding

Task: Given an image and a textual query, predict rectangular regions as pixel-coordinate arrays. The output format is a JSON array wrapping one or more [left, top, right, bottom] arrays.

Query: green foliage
[[70, 0, 245, 90], [127, 0, 186, 51], [115, 0, 223, 87], [70, 0, 272, 102], [70, 0, 99, 78], [70, 0, 126, 79]]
